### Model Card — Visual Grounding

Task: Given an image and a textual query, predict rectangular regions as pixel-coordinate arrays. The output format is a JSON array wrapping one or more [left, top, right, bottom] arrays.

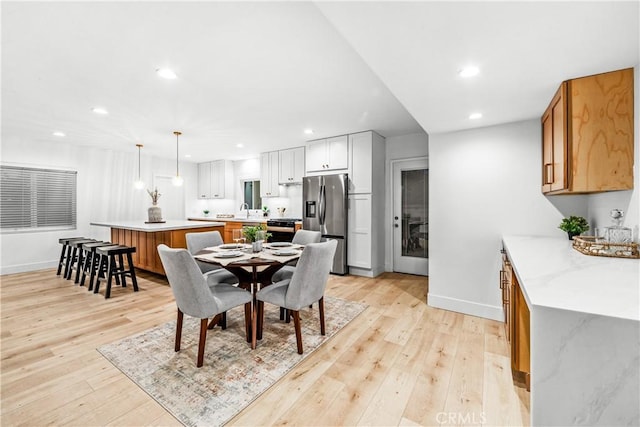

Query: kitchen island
[[91, 220, 225, 275], [502, 235, 639, 426]]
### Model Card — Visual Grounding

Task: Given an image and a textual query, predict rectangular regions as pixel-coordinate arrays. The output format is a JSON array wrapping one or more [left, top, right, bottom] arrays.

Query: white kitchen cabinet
[[348, 194, 372, 269], [260, 151, 280, 197], [279, 146, 305, 184], [349, 131, 385, 194], [305, 135, 348, 173], [197, 162, 211, 199], [197, 160, 227, 199]]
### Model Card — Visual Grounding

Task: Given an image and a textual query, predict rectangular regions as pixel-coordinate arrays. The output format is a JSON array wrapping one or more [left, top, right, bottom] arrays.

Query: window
[[0, 165, 77, 232]]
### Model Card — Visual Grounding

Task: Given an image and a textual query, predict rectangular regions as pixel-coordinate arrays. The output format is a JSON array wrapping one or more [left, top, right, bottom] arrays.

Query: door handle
[[394, 224, 399, 228]]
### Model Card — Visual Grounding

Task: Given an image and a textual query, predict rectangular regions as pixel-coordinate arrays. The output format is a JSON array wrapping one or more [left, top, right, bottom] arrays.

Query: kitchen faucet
[[240, 203, 249, 218]]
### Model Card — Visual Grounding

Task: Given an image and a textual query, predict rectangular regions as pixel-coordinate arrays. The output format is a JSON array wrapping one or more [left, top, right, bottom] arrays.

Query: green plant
[[242, 224, 272, 243], [558, 216, 589, 235], [203, 210, 210, 215]]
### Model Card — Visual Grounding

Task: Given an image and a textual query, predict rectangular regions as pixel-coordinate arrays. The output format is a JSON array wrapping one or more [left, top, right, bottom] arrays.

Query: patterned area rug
[[98, 296, 367, 427]]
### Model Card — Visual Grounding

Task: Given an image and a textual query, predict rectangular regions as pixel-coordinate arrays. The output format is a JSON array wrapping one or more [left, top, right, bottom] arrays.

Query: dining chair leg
[[244, 302, 251, 343], [220, 312, 227, 330], [175, 309, 183, 352], [257, 301, 264, 341], [318, 297, 326, 336], [197, 318, 208, 368], [292, 310, 303, 354]]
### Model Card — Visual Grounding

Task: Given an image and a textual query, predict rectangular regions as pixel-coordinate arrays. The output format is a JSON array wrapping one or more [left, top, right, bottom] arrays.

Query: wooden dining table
[[194, 243, 303, 342]]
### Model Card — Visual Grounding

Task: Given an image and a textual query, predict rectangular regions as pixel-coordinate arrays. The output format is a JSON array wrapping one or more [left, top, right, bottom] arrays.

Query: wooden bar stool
[[94, 245, 138, 299], [80, 241, 111, 289], [65, 239, 97, 281], [56, 237, 85, 276]]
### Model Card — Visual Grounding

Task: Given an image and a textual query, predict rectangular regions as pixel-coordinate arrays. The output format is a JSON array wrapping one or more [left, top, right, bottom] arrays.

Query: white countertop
[[91, 220, 225, 231], [188, 216, 267, 223], [502, 235, 639, 321]]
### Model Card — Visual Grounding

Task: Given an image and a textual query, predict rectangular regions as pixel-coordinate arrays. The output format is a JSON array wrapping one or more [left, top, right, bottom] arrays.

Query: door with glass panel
[[393, 158, 428, 275]]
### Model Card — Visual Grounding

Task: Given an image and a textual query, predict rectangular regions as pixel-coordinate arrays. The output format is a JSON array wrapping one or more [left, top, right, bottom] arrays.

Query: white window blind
[[0, 165, 77, 232]]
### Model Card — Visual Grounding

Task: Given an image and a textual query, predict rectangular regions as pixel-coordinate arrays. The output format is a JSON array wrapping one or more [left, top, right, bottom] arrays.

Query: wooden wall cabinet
[[500, 248, 530, 390], [542, 67, 634, 194]]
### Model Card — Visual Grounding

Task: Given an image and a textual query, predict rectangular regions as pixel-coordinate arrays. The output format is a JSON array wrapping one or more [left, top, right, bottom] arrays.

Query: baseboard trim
[[428, 293, 504, 321], [1, 260, 57, 276]]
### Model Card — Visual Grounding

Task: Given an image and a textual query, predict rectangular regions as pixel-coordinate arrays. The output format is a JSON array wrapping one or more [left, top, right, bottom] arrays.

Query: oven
[[266, 218, 300, 243]]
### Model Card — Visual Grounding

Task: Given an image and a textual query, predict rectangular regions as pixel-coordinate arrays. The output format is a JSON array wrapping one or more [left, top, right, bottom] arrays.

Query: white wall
[[428, 120, 588, 320], [384, 132, 429, 271], [0, 137, 197, 274]]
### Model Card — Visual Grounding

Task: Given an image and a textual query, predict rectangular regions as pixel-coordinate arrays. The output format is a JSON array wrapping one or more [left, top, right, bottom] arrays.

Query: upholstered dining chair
[[157, 244, 253, 367], [185, 231, 238, 285], [254, 239, 337, 354], [271, 229, 322, 283]]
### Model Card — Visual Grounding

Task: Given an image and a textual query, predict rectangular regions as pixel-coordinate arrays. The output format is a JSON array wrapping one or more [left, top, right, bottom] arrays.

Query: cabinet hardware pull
[[544, 163, 554, 184]]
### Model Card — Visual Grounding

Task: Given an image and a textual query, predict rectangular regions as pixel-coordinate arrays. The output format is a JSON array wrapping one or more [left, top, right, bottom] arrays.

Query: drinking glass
[[232, 229, 242, 248]]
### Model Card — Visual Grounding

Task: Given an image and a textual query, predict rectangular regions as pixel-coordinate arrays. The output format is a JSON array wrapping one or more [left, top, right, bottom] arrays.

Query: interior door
[[154, 175, 185, 220], [393, 158, 428, 275]]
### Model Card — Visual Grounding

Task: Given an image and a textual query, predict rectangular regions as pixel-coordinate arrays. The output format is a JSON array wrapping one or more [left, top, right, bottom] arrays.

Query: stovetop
[[267, 218, 302, 226]]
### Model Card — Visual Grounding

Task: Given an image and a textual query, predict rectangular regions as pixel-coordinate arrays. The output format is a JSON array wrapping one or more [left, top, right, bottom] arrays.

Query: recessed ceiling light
[[236, 143, 244, 148], [156, 68, 177, 80], [459, 66, 480, 78], [92, 107, 108, 115], [469, 112, 483, 120], [304, 129, 314, 135], [52, 131, 66, 137], [185, 154, 191, 158]]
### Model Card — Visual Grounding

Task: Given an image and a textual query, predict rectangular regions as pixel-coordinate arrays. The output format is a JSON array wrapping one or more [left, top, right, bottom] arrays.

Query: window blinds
[[0, 165, 77, 232]]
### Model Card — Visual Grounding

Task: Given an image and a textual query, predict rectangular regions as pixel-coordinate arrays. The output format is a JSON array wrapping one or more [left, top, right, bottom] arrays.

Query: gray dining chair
[[157, 244, 253, 367], [254, 239, 337, 354], [271, 229, 322, 283], [185, 231, 238, 285]]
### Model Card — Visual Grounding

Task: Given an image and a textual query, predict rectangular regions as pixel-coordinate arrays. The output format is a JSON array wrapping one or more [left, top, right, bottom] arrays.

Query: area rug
[[97, 296, 367, 427]]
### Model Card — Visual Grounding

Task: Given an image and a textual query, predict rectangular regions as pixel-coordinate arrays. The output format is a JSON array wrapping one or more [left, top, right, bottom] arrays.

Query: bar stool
[[94, 245, 138, 299], [56, 237, 85, 276], [65, 239, 97, 281], [80, 241, 111, 289]]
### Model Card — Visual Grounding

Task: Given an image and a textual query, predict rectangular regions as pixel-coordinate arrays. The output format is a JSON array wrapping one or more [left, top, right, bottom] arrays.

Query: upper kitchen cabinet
[[305, 135, 348, 174], [349, 131, 385, 194], [279, 146, 305, 184], [541, 68, 634, 195], [198, 160, 231, 199], [260, 151, 280, 197]]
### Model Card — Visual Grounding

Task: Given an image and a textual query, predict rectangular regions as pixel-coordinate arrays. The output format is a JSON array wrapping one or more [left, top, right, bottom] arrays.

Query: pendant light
[[172, 131, 184, 186], [134, 143, 145, 189]]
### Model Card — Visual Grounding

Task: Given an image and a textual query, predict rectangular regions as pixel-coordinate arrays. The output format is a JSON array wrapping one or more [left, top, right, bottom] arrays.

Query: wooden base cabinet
[[110, 226, 224, 275], [500, 248, 531, 390], [541, 67, 634, 194]]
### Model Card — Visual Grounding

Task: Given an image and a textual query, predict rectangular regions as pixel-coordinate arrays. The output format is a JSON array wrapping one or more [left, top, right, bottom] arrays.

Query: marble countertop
[[502, 235, 639, 321], [91, 220, 225, 232], [188, 216, 267, 223]]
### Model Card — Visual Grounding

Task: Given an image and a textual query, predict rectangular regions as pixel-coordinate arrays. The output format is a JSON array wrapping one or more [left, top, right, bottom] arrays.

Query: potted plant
[[243, 225, 272, 252], [558, 216, 589, 240], [203, 209, 210, 217]]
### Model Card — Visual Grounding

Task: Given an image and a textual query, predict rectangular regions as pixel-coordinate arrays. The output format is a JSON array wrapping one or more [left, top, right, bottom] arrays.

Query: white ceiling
[[2, 2, 638, 163]]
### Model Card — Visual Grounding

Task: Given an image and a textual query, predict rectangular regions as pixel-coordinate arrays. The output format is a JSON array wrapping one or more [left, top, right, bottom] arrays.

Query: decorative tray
[[572, 236, 639, 259]]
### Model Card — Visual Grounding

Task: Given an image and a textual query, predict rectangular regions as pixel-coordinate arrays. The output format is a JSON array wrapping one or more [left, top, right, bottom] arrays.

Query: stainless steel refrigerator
[[303, 173, 348, 275]]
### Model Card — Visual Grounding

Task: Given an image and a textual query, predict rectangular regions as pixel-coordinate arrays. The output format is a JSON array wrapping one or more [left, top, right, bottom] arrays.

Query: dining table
[[194, 242, 303, 342]]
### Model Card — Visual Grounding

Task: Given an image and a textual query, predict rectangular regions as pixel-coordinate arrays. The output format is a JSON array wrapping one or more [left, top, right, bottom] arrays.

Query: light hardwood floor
[[1, 269, 529, 426]]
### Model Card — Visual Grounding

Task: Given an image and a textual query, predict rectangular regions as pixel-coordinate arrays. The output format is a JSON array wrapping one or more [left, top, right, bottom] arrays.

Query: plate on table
[[269, 242, 292, 248], [212, 251, 244, 258], [219, 244, 246, 250], [272, 249, 299, 256]]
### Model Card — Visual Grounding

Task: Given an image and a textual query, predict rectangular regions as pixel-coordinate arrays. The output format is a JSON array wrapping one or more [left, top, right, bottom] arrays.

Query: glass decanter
[[604, 209, 632, 243]]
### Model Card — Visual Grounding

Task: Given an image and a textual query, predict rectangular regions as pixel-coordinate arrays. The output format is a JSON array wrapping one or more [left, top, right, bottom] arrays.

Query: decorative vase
[[148, 205, 163, 223], [568, 232, 578, 240], [252, 241, 262, 252]]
